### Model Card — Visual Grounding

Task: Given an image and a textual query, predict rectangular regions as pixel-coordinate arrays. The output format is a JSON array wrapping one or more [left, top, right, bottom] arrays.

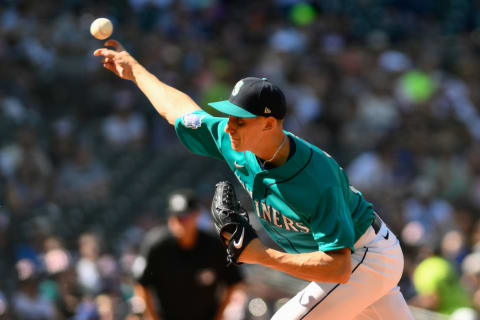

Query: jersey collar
[[246, 132, 312, 180]]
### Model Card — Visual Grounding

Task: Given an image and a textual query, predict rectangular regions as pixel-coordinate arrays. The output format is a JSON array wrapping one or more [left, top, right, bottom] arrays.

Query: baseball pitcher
[[94, 40, 413, 320]]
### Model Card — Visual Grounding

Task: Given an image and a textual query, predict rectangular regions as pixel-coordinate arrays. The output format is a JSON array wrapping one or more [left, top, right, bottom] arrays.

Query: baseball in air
[[90, 18, 113, 40]]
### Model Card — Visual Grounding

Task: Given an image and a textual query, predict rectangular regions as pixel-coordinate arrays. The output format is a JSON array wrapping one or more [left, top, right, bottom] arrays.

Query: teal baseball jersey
[[175, 110, 374, 253]]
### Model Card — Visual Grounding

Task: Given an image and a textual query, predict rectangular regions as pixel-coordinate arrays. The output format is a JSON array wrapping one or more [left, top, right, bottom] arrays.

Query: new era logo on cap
[[206, 77, 287, 119]]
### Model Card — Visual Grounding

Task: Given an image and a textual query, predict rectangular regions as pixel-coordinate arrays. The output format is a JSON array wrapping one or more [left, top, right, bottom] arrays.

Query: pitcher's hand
[[93, 40, 138, 82]]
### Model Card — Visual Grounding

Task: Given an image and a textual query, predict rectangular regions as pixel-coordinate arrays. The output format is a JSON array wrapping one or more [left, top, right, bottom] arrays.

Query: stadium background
[[1, 0, 480, 319]]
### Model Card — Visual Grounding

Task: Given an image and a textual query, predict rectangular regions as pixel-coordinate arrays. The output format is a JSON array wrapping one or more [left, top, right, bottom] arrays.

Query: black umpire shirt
[[137, 226, 243, 320]]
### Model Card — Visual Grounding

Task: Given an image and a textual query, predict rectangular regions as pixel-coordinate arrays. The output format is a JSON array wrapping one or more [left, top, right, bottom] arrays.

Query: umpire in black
[[133, 189, 245, 320]]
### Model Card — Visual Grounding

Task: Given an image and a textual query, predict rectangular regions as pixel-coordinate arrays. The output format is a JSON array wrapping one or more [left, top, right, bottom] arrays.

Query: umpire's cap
[[166, 189, 199, 217], [205, 77, 287, 119]]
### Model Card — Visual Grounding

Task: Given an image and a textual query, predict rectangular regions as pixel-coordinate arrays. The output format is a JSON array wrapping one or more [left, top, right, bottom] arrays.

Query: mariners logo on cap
[[232, 80, 244, 96]]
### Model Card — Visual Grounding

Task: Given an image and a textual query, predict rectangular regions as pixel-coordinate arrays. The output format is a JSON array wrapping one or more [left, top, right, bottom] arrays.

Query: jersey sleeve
[[174, 110, 227, 161], [310, 187, 355, 252]]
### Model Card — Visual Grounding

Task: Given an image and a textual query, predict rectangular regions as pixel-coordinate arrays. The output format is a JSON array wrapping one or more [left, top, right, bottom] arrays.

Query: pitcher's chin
[[230, 139, 243, 151]]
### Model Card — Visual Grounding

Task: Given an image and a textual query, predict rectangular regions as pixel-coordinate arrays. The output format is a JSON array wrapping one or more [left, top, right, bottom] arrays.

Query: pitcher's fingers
[[103, 62, 116, 73], [104, 39, 125, 52], [101, 57, 114, 64], [93, 48, 117, 57]]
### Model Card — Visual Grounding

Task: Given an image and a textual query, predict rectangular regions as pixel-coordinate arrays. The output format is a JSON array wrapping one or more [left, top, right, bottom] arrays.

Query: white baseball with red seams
[[90, 18, 113, 40]]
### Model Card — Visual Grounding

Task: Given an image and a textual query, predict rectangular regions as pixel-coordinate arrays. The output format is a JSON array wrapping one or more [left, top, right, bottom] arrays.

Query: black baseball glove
[[211, 181, 258, 266]]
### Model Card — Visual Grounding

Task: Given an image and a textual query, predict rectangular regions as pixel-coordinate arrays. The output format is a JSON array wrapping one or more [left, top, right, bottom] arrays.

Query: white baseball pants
[[271, 220, 414, 320]]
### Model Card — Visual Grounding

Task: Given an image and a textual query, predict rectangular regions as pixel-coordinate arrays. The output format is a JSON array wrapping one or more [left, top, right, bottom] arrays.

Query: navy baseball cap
[[166, 189, 199, 217], [206, 77, 287, 119]]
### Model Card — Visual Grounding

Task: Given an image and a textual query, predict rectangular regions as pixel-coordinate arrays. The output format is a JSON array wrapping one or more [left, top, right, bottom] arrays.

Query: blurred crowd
[[2, 0, 480, 319]]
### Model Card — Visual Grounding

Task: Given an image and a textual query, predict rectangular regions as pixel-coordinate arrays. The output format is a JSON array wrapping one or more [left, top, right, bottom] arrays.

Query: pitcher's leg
[[354, 287, 413, 320], [271, 281, 341, 320], [272, 236, 405, 320], [271, 278, 385, 320], [272, 248, 390, 320]]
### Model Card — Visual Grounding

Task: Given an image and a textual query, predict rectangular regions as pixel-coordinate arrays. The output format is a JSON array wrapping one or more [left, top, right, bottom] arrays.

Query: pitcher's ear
[[263, 116, 277, 131]]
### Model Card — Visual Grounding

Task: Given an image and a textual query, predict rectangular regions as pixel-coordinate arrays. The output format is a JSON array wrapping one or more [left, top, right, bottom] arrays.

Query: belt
[[371, 212, 383, 234]]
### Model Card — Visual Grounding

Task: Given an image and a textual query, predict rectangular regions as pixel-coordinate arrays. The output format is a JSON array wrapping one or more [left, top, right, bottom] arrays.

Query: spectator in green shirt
[[411, 254, 471, 315]]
